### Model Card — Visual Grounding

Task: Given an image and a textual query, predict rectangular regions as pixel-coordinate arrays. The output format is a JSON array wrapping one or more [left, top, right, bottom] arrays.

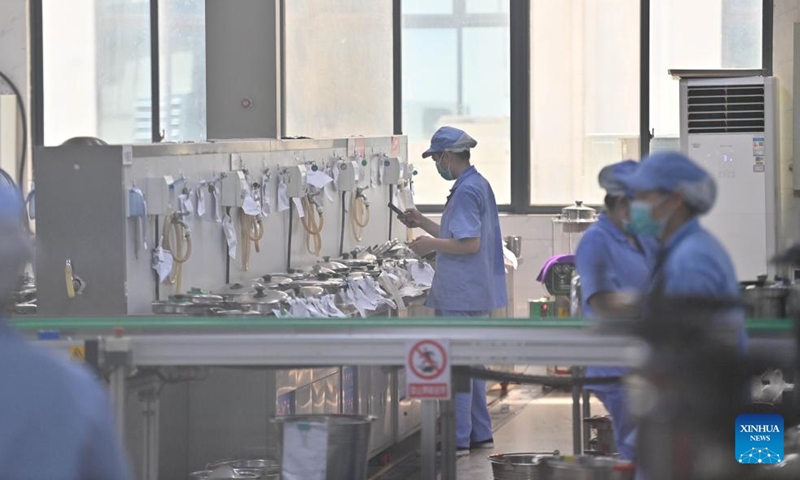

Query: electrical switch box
[[141, 176, 174, 215], [383, 157, 402, 185], [337, 161, 359, 191], [285, 165, 308, 198], [221, 170, 248, 207]]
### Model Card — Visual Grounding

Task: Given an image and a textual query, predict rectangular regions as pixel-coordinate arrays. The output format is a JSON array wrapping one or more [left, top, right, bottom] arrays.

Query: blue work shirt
[[0, 321, 132, 480], [426, 166, 508, 312], [575, 213, 657, 390], [655, 218, 746, 348]]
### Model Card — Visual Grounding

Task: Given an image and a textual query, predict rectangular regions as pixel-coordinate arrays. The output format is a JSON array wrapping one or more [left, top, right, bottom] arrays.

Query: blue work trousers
[[437, 310, 493, 449], [590, 386, 636, 460]]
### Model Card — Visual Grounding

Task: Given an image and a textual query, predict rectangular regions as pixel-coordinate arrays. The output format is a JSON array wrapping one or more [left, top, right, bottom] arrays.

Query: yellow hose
[[162, 213, 192, 292], [65, 260, 75, 299], [350, 192, 370, 243], [238, 210, 264, 271], [301, 195, 324, 256]]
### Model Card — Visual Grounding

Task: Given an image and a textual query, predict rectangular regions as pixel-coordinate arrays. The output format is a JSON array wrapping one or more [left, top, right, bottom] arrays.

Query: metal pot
[[488, 452, 559, 480], [152, 301, 192, 315], [560, 201, 596, 222], [189, 465, 260, 479], [238, 286, 291, 313], [204, 459, 280, 479], [543, 456, 635, 480], [213, 282, 262, 300], [742, 286, 789, 319], [171, 291, 224, 305]]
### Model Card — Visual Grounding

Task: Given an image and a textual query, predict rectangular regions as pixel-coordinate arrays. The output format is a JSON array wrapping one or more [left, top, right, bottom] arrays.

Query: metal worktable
[[15, 317, 795, 480]]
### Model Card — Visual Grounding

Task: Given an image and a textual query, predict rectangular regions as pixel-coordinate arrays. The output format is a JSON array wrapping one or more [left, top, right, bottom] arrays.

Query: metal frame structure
[[27, 317, 794, 480]]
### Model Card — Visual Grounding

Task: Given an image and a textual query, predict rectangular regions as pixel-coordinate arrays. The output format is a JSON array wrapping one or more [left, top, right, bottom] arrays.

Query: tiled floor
[[455, 387, 608, 480]]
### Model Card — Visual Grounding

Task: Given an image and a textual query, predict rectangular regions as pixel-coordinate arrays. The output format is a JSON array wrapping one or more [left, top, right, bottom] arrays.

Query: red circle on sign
[[408, 340, 448, 380]]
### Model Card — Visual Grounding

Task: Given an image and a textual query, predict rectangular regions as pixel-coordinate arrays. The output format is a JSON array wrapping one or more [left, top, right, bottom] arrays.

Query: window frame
[[29, 0, 774, 212]]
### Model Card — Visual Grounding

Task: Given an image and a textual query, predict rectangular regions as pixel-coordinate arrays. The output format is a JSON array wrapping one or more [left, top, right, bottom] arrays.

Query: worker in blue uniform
[[575, 160, 657, 460], [618, 151, 746, 480], [0, 177, 132, 480], [400, 126, 508, 456], [618, 151, 746, 349]]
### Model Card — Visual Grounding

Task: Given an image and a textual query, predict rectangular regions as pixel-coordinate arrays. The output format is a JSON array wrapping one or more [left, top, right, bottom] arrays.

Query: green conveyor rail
[[6, 317, 794, 332]]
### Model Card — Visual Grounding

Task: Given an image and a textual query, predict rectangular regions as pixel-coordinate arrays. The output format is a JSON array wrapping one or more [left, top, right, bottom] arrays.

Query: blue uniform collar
[[664, 218, 701, 251], [446, 165, 477, 203], [596, 213, 629, 243]]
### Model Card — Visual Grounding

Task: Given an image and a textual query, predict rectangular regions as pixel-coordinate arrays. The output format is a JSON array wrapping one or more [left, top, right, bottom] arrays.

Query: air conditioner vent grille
[[686, 84, 765, 134]]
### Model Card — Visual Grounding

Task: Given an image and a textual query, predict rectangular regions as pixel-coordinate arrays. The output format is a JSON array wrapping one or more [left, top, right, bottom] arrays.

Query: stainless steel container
[[488, 452, 558, 480], [543, 456, 635, 480], [570, 273, 582, 317], [505, 236, 522, 258], [742, 286, 789, 319], [273, 415, 375, 480], [560, 201, 596, 222]]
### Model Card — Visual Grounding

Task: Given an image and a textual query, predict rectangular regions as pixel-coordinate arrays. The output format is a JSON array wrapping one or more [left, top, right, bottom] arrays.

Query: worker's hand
[[399, 209, 424, 228], [409, 236, 437, 256]]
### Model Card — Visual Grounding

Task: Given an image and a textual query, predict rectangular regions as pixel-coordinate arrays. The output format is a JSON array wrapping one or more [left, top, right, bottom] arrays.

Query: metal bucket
[[488, 452, 559, 480], [543, 456, 635, 480], [273, 414, 375, 480]]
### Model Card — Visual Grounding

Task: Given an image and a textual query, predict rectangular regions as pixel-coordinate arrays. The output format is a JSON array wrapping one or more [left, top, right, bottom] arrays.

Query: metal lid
[[562, 200, 594, 212]]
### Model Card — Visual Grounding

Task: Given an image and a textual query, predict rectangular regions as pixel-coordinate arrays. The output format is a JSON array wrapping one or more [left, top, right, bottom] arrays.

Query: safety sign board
[[405, 339, 451, 399]]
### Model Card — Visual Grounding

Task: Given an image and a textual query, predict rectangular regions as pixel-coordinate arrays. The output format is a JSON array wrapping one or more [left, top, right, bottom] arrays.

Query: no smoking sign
[[405, 339, 451, 399]]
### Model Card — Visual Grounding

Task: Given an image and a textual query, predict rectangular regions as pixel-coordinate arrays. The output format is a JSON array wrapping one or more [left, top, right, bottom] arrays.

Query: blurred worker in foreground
[[617, 151, 746, 348], [0, 176, 132, 480], [617, 152, 747, 480], [400, 126, 507, 456], [575, 160, 658, 460]]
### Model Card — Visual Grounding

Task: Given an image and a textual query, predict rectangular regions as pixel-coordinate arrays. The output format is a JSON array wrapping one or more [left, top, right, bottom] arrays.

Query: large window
[[529, 0, 640, 206], [42, 0, 151, 146], [284, 0, 393, 138], [403, 0, 510, 205], [40, 0, 206, 146], [158, 0, 207, 143], [650, 0, 763, 141]]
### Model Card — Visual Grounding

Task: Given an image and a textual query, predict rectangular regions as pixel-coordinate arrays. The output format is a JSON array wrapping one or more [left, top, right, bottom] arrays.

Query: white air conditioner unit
[[679, 76, 778, 282]]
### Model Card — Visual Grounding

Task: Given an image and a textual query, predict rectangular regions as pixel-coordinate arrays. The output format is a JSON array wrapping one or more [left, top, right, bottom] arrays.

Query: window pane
[[158, 0, 207, 142], [284, 0, 393, 138], [465, 0, 508, 14], [650, 0, 762, 139], [404, 0, 452, 15], [529, 0, 639, 205], [43, 0, 151, 146], [403, 6, 510, 205]]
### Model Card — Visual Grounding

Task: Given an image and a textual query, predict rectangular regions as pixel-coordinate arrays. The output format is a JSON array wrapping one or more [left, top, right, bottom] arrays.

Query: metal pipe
[[420, 400, 437, 480], [440, 399, 456, 480], [571, 368, 582, 455]]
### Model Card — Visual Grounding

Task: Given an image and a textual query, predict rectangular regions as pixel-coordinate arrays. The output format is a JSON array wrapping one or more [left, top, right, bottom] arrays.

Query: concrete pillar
[[205, 0, 281, 140]]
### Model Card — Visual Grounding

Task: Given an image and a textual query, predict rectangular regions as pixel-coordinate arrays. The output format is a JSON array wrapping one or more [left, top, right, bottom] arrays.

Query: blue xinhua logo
[[735, 414, 784, 465]]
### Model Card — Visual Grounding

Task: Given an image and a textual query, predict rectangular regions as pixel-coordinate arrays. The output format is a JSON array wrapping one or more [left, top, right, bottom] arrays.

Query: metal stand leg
[[421, 400, 438, 480], [139, 387, 160, 480], [440, 399, 456, 480], [571, 369, 582, 455], [582, 388, 591, 452], [109, 367, 127, 439]]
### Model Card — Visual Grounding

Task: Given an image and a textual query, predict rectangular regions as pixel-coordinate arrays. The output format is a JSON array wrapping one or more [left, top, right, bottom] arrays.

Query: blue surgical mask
[[628, 200, 666, 237], [436, 154, 454, 181]]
